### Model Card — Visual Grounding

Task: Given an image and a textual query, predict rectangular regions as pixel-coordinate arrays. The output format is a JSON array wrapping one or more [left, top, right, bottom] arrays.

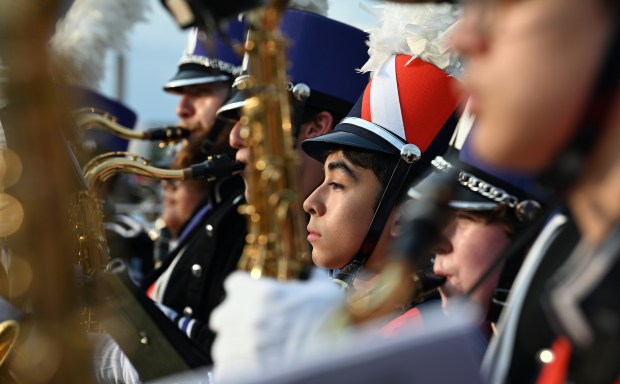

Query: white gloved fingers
[[210, 268, 346, 383]]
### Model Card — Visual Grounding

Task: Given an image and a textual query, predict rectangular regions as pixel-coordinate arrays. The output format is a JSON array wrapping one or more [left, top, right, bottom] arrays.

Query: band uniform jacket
[[142, 175, 246, 363]]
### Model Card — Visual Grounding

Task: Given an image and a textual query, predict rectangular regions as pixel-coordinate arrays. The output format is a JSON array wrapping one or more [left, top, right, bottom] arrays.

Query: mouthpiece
[[143, 126, 190, 141], [185, 154, 245, 182], [412, 268, 446, 302]]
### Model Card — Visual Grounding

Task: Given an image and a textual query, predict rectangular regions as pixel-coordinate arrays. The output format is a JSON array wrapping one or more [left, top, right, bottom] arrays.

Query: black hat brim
[[163, 66, 232, 93], [409, 168, 499, 211], [302, 121, 399, 163], [216, 88, 250, 121]]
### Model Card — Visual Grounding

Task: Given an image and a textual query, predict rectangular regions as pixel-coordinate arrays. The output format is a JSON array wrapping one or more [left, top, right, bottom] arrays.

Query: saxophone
[[82, 151, 243, 190], [0, 1, 95, 381], [235, 0, 312, 281], [70, 150, 243, 277], [75, 108, 189, 144]]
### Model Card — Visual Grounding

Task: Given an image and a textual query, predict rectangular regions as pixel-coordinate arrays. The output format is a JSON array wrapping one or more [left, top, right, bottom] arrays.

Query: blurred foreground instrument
[[0, 0, 96, 381], [346, 173, 454, 323], [235, 0, 312, 280]]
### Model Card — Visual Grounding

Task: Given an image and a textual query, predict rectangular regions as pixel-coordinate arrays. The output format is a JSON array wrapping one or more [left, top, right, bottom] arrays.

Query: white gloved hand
[[210, 268, 345, 383]]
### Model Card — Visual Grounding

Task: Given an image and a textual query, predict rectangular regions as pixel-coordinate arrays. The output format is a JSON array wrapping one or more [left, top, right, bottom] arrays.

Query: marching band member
[[94, 22, 248, 384], [448, 0, 620, 382], [210, 3, 466, 381], [383, 121, 546, 361], [222, 8, 370, 201], [209, 7, 370, 382], [301, 3, 464, 289], [141, 23, 247, 364]]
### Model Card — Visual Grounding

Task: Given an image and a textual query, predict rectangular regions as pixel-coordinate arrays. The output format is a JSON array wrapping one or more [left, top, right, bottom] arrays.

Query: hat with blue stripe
[[300, 4, 466, 279], [216, 8, 369, 123], [163, 20, 245, 93]]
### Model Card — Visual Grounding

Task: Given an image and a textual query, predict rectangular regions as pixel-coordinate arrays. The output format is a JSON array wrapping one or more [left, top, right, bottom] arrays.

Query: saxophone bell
[[0, 320, 19, 383]]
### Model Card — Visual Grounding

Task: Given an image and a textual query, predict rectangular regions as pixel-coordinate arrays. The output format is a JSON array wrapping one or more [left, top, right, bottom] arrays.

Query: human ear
[[305, 111, 333, 139]]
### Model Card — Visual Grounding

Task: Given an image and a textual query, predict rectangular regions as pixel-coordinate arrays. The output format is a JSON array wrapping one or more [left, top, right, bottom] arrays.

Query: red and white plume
[[50, 0, 151, 88], [360, 3, 462, 78]]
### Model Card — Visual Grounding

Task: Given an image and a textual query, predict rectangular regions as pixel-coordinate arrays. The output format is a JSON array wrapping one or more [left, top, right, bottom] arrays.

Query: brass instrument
[[0, 0, 95, 381], [346, 174, 454, 323], [72, 150, 242, 278], [235, 0, 312, 281], [0, 320, 19, 382], [83, 151, 243, 191], [75, 108, 189, 144]]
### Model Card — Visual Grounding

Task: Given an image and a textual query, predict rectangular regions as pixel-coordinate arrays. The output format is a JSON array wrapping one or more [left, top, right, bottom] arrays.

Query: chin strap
[[331, 145, 421, 290], [540, 6, 620, 192]]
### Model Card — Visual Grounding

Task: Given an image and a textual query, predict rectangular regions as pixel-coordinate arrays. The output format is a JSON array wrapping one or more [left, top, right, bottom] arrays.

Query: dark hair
[[452, 206, 518, 238], [328, 146, 398, 209]]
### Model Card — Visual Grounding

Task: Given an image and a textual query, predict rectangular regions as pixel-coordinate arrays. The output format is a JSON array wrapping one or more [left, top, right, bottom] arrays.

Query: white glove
[[210, 268, 345, 383]]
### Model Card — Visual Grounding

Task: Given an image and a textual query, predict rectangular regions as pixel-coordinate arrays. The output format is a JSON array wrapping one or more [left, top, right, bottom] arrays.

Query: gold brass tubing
[[83, 151, 186, 190], [235, 2, 311, 281], [75, 110, 144, 140], [75, 109, 188, 142], [0, 320, 19, 383]]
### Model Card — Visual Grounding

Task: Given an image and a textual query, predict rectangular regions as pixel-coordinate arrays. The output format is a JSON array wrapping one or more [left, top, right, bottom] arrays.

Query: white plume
[[289, 0, 329, 16], [360, 3, 462, 78], [50, 0, 151, 88]]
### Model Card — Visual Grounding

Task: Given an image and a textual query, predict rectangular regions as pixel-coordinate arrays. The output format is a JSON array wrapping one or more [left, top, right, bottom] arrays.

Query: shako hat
[[163, 20, 245, 93], [301, 3, 466, 284], [216, 8, 369, 125], [301, 54, 462, 174], [409, 110, 545, 223]]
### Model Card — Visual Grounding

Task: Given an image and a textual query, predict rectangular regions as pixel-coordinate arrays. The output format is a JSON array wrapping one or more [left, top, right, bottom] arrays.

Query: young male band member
[[210, 5, 465, 381], [94, 24, 248, 383]]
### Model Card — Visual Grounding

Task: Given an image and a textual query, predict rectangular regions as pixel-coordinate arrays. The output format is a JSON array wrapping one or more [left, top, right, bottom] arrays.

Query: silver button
[[139, 331, 149, 345], [206, 224, 214, 237], [537, 348, 554, 364], [191, 264, 203, 278], [183, 306, 193, 316]]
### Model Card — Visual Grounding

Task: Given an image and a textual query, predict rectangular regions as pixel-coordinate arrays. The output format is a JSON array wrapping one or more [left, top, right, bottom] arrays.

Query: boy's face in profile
[[303, 150, 382, 270]]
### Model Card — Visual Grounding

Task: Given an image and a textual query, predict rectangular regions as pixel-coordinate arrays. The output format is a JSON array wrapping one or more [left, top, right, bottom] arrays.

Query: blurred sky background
[[99, 0, 379, 128]]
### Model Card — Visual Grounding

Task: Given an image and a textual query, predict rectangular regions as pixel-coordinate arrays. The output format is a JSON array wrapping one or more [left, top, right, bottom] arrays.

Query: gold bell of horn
[[0, 320, 20, 383]]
